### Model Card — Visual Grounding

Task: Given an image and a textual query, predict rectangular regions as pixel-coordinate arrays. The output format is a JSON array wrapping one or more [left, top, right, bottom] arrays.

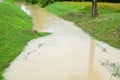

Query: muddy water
[[21, 4, 52, 30], [4, 4, 120, 80]]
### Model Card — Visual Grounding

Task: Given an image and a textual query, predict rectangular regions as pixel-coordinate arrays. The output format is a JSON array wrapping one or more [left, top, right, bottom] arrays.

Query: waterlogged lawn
[[46, 2, 120, 49], [0, 2, 49, 79]]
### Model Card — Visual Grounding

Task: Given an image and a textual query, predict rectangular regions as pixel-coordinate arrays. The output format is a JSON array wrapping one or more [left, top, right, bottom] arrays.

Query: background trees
[[21, 0, 119, 7], [19, 0, 120, 5]]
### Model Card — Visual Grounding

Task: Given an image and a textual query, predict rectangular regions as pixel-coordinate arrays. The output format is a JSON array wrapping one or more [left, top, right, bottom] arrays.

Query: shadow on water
[[67, 39, 102, 80]]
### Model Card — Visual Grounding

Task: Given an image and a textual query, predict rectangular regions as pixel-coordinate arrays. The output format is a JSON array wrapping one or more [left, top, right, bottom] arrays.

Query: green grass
[[0, 2, 49, 80], [46, 2, 120, 49]]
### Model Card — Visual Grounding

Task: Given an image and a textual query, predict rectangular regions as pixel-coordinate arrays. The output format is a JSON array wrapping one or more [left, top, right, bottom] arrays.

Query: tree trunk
[[92, 0, 98, 17], [82, 0, 84, 2]]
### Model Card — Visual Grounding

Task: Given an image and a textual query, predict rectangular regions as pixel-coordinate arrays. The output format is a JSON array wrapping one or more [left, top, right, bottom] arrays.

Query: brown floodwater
[[4, 4, 120, 80], [20, 4, 54, 30]]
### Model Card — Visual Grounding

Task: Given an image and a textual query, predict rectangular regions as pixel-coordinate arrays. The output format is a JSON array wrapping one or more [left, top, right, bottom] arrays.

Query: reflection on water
[[4, 4, 120, 80], [21, 5, 31, 15], [88, 39, 96, 80]]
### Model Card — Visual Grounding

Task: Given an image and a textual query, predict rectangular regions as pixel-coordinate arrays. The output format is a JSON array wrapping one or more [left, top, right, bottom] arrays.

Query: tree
[[40, 0, 54, 7], [92, 0, 98, 17]]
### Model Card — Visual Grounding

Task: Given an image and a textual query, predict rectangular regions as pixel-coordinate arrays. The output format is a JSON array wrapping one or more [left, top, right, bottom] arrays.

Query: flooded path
[[4, 4, 120, 80]]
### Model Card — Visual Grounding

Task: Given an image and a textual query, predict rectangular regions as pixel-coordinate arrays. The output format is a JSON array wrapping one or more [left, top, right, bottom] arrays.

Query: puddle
[[4, 4, 120, 80]]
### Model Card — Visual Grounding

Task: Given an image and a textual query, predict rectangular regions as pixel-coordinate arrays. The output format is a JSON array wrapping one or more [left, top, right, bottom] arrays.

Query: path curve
[[4, 4, 120, 80]]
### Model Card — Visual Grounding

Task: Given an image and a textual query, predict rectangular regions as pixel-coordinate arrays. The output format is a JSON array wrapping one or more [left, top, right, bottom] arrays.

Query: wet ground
[[4, 4, 120, 80]]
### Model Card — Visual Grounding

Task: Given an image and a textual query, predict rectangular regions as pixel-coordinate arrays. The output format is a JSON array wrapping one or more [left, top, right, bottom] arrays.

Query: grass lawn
[[0, 1, 49, 80], [46, 2, 120, 49]]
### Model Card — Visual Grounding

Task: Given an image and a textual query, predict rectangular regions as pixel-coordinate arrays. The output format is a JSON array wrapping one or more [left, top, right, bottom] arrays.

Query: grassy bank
[[0, 1, 49, 80], [46, 2, 120, 49]]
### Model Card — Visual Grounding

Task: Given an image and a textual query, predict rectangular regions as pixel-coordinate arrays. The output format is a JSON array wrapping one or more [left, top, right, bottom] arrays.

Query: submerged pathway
[[4, 4, 120, 80]]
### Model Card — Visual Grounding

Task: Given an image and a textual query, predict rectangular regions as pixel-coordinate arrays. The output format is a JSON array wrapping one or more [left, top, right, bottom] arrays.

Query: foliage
[[12, 0, 120, 7], [102, 60, 120, 80], [14, 0, 120, 3], [11, 0, 55, 7], [46, 2, 120, 14], [46, 2, 120, 49], [0, 1, 49, 80], [38, 0, 54, 7]]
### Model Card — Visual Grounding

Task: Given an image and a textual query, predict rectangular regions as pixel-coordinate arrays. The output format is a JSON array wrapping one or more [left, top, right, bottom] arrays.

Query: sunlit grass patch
[[47, 2, 120, 14], [97, 2, 120, 13]]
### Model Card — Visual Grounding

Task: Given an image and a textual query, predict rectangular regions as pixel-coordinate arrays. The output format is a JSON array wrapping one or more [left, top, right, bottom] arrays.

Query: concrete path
[[4, 4, 120, 80]]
